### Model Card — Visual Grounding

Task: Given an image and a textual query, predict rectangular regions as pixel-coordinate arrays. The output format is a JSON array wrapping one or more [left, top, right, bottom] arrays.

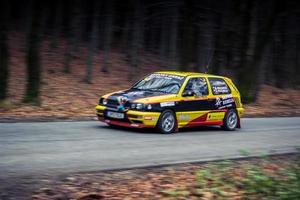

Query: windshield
[[132, 73, 185, 94]]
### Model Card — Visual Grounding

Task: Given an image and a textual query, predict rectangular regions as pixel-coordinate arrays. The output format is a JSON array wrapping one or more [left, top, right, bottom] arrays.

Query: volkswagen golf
[[96, 71, 244, 134]]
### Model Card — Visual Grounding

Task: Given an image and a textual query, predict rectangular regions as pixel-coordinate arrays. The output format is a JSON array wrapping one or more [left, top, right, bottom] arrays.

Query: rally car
[[95, 71, 244, 134]]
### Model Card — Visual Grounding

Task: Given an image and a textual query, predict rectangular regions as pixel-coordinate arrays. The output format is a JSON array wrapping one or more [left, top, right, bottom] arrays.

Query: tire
[[157, 110, 176, 134], [222, 109, 238, 131]]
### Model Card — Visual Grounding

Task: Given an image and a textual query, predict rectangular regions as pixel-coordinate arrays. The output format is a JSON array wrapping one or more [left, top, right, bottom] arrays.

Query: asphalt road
[[0, 117, 300, 178], [1, 117, 300, 199]]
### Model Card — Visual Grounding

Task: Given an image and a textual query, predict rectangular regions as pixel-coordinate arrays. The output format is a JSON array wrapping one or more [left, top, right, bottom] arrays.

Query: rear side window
[[209, 78, 231, 95]]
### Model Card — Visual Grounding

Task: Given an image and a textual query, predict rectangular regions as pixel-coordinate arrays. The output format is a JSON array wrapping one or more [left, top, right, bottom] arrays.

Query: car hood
[[103, 89, 177, 104]]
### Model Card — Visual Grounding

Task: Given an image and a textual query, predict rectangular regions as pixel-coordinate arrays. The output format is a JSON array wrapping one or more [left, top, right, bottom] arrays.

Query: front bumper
[[95, 105, 161, 128]]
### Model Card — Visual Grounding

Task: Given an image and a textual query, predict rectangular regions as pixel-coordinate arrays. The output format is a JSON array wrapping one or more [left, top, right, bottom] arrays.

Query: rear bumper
[[95, 105, 160, 128]]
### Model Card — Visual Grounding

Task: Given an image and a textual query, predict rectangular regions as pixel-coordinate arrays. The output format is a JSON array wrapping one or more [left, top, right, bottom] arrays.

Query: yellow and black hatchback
[[96, 71, 244, 134]]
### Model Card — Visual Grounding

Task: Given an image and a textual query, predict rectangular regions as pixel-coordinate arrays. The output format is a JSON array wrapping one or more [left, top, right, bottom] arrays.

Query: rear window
[[208, 78, 231, 95]]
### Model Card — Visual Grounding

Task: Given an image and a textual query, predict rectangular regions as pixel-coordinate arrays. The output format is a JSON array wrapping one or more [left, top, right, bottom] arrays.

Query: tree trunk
[[196, 9, 215, 73], [0, 0, 10, 100], [101, 0, 114, 73], [20, 0, 32, 52], [50, 0, 62, 49], [159, 10, 168, 67], [295, 15, 300, 86], [238, 0, 281, 102], [23, 1, 42, 105], [273, 16, 288, 88], [121, 14, 130, 54], [168, 0, 180, 69], [63, 0, 80, 74], [129, 0, 144, 79], [84, 1, 100, 84]]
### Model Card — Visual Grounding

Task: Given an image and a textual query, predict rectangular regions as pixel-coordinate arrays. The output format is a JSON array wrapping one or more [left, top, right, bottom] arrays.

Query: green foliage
[[239, 149, 251, 157], [194, 155, 300, 199], [242, 164, 300, 199]]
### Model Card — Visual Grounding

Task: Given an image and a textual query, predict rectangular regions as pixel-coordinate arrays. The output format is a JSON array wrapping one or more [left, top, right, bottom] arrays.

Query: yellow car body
[[95, 71, 244, 133]]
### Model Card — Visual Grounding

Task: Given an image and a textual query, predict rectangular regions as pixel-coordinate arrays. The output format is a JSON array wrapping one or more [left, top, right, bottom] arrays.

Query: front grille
[[107, 99, 132, 110], [107, 99, 119, 108]]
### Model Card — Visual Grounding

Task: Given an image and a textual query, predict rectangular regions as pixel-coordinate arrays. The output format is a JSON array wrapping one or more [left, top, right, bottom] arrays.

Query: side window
[[209, 78, 231, 95], [184, 77, 208, 96]]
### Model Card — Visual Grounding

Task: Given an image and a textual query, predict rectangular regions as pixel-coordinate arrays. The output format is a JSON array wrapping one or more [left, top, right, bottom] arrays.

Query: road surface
[[0, 117, 300, 198], [1, 117, 299, 177]]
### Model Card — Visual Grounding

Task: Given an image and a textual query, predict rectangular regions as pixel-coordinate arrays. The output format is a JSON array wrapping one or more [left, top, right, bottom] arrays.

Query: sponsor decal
[[125, 91, 145, 97], [207, 112, 225, 120], [215, 95, 234, 109], [117, 96, 128, 112], [149, 73, 184, 80], [212, 86, 229, 94], [144, 116, 155, 121], [160, 101, 175, 107], [209, 78, 231, 95], [179, 114, 189, 121], [117, 96, 128, 103]]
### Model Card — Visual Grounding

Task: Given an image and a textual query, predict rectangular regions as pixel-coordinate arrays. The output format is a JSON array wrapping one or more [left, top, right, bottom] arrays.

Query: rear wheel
[[223, 109, 238, 131], [157, 110, 176, 134]]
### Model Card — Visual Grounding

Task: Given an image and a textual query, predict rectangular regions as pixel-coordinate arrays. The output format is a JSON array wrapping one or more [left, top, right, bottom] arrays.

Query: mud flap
[[237, 116, 241, 128]]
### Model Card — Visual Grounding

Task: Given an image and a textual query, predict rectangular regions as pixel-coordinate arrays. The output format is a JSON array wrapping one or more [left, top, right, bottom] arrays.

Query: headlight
[[131, 103, 136, 109], [136, 103, 144, 110], [131, 103, 144, 110], [99, 98, 107, 105], [103, 98, 108, 105]]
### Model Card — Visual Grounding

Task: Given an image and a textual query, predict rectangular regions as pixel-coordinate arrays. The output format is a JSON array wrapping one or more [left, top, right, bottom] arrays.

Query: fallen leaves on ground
[[32, 154, 300, 200], [1, 32, 300, 120]]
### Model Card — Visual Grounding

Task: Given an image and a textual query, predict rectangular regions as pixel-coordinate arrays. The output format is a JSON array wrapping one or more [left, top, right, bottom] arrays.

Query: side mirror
[[182, 90, 195, 97]]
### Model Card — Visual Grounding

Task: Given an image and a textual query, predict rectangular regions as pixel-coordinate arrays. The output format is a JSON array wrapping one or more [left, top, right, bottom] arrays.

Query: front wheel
[[157, 110, 176, 134], [222, 109, 238, 131]]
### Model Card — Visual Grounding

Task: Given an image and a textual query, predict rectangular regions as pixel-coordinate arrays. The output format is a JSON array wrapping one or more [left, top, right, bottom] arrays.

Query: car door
[[206, 77, 236, 122], [176, 76, 213, 127]]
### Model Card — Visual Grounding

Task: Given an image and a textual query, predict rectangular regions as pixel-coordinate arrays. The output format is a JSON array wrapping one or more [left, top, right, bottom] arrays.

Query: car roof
[[155, 71, 226, 78]]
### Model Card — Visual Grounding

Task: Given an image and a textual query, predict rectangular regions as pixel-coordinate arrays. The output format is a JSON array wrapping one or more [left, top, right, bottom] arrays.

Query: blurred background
[[0, 0, 299, 119]]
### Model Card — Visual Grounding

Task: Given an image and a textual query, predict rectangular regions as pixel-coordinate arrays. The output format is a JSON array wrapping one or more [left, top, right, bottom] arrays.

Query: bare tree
[[84, 1, 101, 84], [238, 0, 283, 101], [0, 0, 10, 101], [23, 1, 43, 104], [63, 0, 81, 73], [50, 0, 63, 49], [168, 0, 180, 69], [196, 7, 216, 73], [159, 8, 169, 67], [101, 0, 114, 73], [20, 0, 32, 52], [129, 0, 145, 78]]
